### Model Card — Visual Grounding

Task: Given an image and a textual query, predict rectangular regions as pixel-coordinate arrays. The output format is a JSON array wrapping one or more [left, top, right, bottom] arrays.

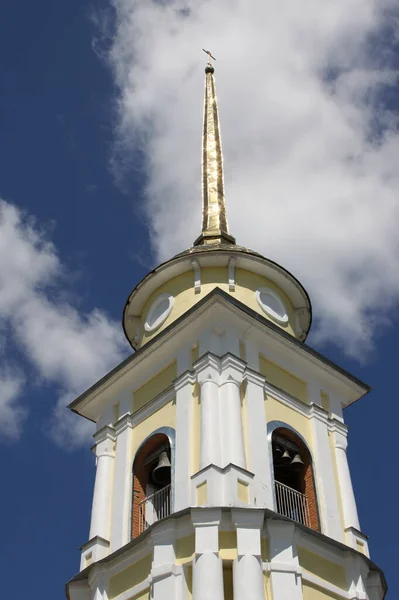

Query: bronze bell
[[151, 451, 171, 486], [291, 453, 305, 469]]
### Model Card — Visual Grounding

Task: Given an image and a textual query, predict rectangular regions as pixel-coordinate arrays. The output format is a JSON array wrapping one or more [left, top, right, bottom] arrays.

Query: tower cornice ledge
[[66, 507, 387, 600]]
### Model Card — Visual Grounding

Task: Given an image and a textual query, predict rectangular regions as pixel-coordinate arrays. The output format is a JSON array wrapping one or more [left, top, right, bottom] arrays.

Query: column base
[[191, 463, 255, 507], [80, 536, 110, 571]]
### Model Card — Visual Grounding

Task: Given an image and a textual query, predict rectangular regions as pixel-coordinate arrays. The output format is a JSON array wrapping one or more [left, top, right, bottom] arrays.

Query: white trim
[[192, 259, 201, 293], [144, 293, 174, 332], [228, 257, 236, 291], [255, 287, 289, 323]]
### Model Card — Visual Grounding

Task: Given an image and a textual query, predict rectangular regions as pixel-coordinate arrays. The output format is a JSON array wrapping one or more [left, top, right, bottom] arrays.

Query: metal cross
[[202, 49, 216, 64]]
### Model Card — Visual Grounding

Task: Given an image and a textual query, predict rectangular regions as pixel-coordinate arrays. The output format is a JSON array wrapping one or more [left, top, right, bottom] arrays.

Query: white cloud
[[0, 200, 128, 445], [108, 0, 399, 355]]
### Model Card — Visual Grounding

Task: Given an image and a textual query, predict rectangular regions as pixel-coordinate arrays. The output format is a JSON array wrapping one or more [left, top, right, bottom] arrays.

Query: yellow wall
[[219, 531, 237, 561], [298, 548, 347, 590], [223, 567, 234, 600], [302, 583, 342, 600], [266, 395, 311, 448], [186, 566, 193, 600], [176, 535, 195, 565], [133, 362, 177, 413], [138, 266, 297, 346], [260, 356, 308, 403], [132, 592, 150, 600], [131, 400, 176, 460], [109, 555, 152, 598]]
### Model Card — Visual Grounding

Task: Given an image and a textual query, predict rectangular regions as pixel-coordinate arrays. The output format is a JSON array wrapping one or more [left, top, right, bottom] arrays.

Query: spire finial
[[194, 52, 236, 247]]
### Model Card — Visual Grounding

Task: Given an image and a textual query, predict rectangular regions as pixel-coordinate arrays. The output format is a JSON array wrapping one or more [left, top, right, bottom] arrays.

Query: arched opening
[[272, 427, 319, 531], [131, 432, 172, 538]]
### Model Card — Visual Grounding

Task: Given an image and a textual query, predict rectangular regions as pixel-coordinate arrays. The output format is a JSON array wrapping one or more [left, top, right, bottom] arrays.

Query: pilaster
[[191, 509, 224, 600], [219, 354, 246, 468], [174, 371, 196, 510], [110, 415, 133, 552], [244, 368, 273, 507], [194, 354, 222, 469], [232, 509, 266, 600], [308, 400, 343, 542], [89, 426, 116, 543], [267, 521, 303, 600], [150, 521, 184, 600]]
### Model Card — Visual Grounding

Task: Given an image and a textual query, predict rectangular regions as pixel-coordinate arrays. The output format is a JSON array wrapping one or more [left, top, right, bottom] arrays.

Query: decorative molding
[[228, 257, 236, 291], [220, 353, 246, 384], [144, 293, 174, 333], [192, 259, 201, 293], [244, 367, 265, 387], [173, 370, 196, 392], [193, 352, 221, 384], [93, 424, 116, 444], [114, 414, 133, 436], [255, 287, 289, 323]]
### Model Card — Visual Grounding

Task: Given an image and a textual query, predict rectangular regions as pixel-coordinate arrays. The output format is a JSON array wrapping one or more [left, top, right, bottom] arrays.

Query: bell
[[151, 451, 171, 486], [282, 449, 291, 461], [291, 453, 305, 468]]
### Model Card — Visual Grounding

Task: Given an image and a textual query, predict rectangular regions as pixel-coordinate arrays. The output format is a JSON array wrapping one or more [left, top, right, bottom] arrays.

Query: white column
[[89, 427, 116, 541], [267, 521, 303, 600], [244, 369, 273, 508], [220, 355, 246, 468], [232, 509, 265, 600], [174, 372, 196, 510], [191, 509, 224, 600], [195, 354, 222, 469], [308, 400, 343, 542], [331, 421, 360, 531], [110, 413, 133, 551]]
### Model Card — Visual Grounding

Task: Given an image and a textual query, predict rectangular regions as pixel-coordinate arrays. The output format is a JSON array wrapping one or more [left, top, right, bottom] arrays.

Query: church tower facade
[[66, 61, 386, 600]]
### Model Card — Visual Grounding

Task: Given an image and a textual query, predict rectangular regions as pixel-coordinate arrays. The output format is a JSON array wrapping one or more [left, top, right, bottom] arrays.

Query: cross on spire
[[202, 49, 216, 64]]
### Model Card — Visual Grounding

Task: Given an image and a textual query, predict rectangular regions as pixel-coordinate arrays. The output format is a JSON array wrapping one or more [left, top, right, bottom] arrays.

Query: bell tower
[[66, 60, 386, 600]]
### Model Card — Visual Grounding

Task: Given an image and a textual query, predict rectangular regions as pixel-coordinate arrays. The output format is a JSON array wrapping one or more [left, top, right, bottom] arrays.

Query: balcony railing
[[138, 484, 171, 535], [275, 481, 310, 527]]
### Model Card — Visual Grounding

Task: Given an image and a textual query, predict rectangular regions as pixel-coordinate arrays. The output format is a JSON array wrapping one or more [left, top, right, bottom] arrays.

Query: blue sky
[[1, 0, 398, 598]]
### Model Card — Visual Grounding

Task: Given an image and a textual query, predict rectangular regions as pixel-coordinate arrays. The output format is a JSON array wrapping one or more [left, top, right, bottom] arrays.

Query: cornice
[[174, 370, 196, 391]]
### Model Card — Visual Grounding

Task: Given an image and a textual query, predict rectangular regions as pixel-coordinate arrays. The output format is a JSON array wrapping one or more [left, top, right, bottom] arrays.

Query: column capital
[[114, 413, 133, 436], [193, 352, 221, 384], [220, 353, 246, 385], [329, 419, 349, 449], [174, 370, 196, 392], [244, 367, 265, 387], [309, 403, 329, 424], [92, 426, 116, 458]]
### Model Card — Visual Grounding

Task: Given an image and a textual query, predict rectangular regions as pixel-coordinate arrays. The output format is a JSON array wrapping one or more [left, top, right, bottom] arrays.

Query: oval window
[[144, 294, 174, 332], [255, 288, 288, 323]]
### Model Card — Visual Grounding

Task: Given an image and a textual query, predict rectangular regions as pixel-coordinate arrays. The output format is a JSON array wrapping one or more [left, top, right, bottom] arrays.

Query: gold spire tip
[[194, 50, 236, 247]]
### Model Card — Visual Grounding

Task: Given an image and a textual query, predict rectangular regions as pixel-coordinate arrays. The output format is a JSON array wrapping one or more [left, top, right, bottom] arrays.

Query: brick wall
[[273, 427, 320, 532]]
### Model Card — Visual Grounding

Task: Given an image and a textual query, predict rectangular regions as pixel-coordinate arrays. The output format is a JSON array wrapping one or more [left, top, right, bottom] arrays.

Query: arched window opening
[[272, 427, 319, 531], [132, 433, 172, 538]]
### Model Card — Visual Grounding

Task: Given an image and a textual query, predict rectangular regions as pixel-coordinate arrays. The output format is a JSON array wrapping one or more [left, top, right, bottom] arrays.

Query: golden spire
[[194, 51, 236, 246]]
